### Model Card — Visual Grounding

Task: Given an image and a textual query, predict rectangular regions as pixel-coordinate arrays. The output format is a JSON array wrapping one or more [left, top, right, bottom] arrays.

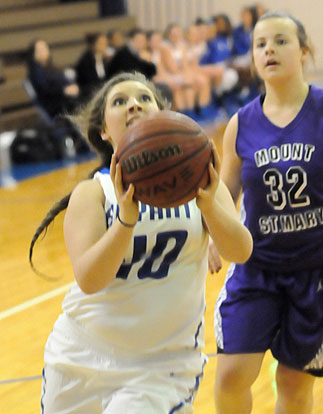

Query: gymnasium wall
[[126, 0, 323, 73]]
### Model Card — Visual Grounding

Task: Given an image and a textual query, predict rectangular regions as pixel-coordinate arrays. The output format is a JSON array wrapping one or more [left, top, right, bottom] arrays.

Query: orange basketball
[[116, 110, 213, 208]]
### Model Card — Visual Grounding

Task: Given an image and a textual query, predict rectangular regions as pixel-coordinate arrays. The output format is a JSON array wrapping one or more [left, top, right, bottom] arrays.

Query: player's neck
[[264, 78, 309, 110], [262, 79, 309, 128]]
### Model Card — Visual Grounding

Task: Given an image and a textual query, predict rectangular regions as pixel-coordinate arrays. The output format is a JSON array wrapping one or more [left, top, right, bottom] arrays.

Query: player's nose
[[127, 97, 142, 113], [265, 40, 275, 55]]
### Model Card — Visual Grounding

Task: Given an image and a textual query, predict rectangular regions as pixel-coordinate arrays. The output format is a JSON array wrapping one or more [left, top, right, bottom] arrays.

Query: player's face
[[95, 35, 108, 53], [169, 26, 183, 44], [253, 18, 306, 82], [102, 80, 159, 148], [34, 40, 50, 64]]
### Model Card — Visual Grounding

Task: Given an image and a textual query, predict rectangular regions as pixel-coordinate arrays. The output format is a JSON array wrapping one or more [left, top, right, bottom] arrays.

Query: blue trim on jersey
[[40, 367, 46, 414], [100, 167, 110, 174], [168, 357, 207, 413], [194, 321, 202, 348], [169, 401, 184, 413]]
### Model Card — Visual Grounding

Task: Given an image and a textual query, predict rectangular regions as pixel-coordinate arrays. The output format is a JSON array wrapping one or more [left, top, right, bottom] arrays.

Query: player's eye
[[140, 94, 152, 102], [112, 97, 126, 106], [277, 38, 287, 45], [256, 41, 266, 48]]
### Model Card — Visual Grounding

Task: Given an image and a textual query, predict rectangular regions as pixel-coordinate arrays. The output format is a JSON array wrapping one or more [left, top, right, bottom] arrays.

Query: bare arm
[[64, 180, 135, 294], [201, 178, 252, 263], [64, 156, 139, 294], [198, 140, 252, 264], [220, 113, 242, 204]]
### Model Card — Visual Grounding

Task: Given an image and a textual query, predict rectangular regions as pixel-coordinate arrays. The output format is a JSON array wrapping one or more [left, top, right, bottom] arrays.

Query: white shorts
[[41, 361, 205, 414], [41, 315, 207, 413]]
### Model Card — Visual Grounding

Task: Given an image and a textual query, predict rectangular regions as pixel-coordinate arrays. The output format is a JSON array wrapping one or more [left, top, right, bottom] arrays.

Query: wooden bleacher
[[0, 0, 136, 132], [0, 1, 98, 31], [0, 0, 56, 11]]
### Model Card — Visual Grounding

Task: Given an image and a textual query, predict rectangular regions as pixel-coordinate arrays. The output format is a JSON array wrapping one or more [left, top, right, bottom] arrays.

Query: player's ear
[[300, 46, 309, 64], [101, 126, 110, 142]]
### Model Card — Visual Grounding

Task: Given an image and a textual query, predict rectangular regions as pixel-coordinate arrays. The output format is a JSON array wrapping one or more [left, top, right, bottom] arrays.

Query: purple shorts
[[214, 262, 323, 377]]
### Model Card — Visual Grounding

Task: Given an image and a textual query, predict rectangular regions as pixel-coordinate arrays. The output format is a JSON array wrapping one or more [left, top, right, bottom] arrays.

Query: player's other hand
[[110, 153, 139, 225], [196, 141, 220, 211]]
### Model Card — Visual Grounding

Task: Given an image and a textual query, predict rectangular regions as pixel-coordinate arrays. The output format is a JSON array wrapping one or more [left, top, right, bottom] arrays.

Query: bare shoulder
[[223, 113, 238, 144], [68, 179, 105, 210], [221, 113, 242, 203]]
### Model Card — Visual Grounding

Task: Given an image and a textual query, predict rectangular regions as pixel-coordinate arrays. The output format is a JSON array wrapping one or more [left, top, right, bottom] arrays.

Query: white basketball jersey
[[59, 169, 209, 355]]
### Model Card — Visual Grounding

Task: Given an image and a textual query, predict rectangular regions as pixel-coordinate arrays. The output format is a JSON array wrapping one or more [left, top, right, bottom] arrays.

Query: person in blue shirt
[[232, 6, 258, 66]]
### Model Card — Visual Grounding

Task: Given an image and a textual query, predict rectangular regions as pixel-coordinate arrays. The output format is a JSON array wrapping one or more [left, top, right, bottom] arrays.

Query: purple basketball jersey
[[237, 85, 323, 271]]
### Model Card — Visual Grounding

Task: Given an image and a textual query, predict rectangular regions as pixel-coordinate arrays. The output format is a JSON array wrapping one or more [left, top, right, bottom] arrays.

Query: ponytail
[[29, 157, 111, 277]]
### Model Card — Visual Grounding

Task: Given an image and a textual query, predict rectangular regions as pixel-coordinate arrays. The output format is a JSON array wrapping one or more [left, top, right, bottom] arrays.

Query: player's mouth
[[126, 116, 141, 127], [266, 59, 279, 67]]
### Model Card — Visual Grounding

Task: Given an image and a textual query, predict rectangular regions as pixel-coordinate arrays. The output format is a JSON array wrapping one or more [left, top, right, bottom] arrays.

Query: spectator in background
[[26, 39, 80, 118], [232, 6, 258, 67], [232, 6, 261, 105], [75, 32, 110, 102], [185, 24, 208, 66], [106, 29, 126, 58], [146, 29, 192, 109], [106, 28, 156, 80], [185, 24, 224, 97], [205, 14, 235, 65], [161, 23, 217, 123], [200, 15, 239, 116], [195, 17, 212, 56]]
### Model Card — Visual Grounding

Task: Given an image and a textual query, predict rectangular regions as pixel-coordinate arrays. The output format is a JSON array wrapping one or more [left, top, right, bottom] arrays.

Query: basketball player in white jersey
[[30, 72, 252, 414]]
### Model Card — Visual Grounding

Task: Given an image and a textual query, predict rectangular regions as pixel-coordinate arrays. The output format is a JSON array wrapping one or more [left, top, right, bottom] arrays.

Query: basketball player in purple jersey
[[213, 11, 323, 414]]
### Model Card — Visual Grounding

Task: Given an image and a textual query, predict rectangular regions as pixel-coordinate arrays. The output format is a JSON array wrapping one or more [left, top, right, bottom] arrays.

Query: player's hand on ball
[[110, 154, 139, 225], [196, 141, 220, 212]]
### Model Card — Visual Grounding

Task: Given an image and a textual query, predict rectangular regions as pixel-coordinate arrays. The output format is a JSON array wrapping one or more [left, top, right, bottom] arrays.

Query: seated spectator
[[146, 30, 187, 110], [232, 6, 261, 105], [106, 29, 126, 58], [26, 39, 80, 118], [204, 14, 234, 65], [160, 23, 217, 123], [75, 32, 110, 101], [106, 28, 156, 80], [26, 39, 89, 156], [195, 17, 211, 56], [185, 24, 224, 93], [185, 24, 208, 65], [232, 6, 258, 67], [200, 15, 239, 116]]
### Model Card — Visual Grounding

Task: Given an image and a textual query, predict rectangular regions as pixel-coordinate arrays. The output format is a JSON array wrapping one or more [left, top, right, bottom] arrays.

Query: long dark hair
[[29, 71, 169, 275]]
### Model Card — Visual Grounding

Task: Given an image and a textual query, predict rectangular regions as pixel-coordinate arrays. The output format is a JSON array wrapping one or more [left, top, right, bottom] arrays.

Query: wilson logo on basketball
[[122, 144, 182, 174]]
